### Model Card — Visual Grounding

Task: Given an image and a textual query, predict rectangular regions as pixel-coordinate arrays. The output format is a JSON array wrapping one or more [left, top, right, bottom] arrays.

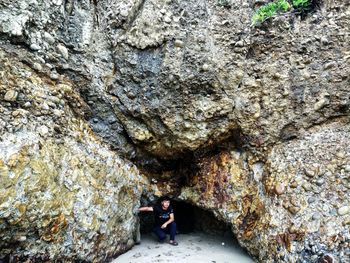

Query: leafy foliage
[[292, 0, 311, 8], [252, 0, 290, 24]]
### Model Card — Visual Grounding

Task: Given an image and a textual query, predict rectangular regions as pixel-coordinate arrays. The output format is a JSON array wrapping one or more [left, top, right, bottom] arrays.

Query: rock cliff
[[0, 0, 349, 262]]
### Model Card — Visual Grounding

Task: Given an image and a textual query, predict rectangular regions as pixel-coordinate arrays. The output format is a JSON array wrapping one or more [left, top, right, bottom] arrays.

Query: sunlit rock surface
[[180, 120, 350, 262], [0, 0, 349, 262], [0, 51, 146, 261]]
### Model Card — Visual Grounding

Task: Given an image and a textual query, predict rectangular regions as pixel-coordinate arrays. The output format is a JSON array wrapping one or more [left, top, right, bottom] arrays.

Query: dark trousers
[[153, 221, 177, 241]]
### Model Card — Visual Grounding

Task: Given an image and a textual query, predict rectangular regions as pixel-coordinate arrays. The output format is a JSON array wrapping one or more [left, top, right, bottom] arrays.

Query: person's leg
[[153, 226, 166, 242], [167, 222, 178, 245]]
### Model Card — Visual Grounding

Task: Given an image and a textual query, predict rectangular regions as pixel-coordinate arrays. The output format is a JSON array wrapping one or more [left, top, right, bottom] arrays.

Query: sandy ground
[[112, 232, 255, 263]]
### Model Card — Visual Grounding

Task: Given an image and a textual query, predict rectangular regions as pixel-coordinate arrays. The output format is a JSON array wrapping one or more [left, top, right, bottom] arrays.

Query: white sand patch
[[112, 232, 255, 263]]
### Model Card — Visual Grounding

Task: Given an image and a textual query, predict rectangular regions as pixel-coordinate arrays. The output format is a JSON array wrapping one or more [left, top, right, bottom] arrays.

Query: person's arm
[[138, 206, 153, 212], [161, 213, 174, 229]]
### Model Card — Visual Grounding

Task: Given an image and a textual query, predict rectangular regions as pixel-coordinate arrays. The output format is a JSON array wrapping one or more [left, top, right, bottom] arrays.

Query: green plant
[[292, 0, 310, 8], [252, 0, 290, 24]]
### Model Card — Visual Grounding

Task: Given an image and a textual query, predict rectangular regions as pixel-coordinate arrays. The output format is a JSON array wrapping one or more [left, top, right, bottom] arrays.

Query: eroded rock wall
[[0, 0, 349, 262], [180, 119, 350, 262], [0, 50, 146, 261]]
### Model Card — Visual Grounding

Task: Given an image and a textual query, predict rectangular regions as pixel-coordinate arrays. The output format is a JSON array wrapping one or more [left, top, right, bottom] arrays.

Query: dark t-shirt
[[153, 204, 174, 227]]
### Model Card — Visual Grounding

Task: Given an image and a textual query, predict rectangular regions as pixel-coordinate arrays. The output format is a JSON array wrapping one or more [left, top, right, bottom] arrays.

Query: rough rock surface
[[0, 0, 350, 262], [110, 0, 350, 159], [180, 119, 350, 262], [0, 50, 146, 261]]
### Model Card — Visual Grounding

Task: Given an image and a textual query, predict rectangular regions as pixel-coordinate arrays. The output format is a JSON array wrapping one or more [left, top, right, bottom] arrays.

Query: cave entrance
[[135, 200, 254, 262], [139, 200, 232, 238]]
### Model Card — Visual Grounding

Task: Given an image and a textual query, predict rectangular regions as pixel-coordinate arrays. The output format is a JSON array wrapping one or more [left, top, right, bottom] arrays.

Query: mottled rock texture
[[0, 0, 349, 262], [0, 50, 146, 261], [180, 119, 350, 262]]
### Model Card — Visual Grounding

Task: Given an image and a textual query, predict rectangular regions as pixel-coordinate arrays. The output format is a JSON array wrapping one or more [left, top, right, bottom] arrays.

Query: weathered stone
[[57, 44, 69, 60], [337, 206, 349, 216], [274, 183, 285, 195], [43, 32, 55, 44], [288, 206, 301, 215], [29, 44, 41, 51], [4, 90, 18, 102], [0, 55, 147, 262], [0, 0, 349, 262]]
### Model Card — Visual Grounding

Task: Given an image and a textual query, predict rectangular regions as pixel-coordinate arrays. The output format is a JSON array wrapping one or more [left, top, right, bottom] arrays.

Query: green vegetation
[[252, 0, 290, 24], [251, 0, 312, 25], [292, 0, 311, 8]]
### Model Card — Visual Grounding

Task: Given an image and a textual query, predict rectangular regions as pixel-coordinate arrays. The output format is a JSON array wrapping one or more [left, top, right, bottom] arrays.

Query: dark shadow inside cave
[[137, 200, 254, 261], [139, 200, 236, 241]]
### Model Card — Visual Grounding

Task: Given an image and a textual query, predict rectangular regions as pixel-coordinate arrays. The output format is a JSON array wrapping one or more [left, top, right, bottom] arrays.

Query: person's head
[[159, 196, 171, 209]]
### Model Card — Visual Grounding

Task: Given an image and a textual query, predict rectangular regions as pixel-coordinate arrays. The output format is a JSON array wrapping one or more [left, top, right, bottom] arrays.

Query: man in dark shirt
[[139, 196, 178, 245]]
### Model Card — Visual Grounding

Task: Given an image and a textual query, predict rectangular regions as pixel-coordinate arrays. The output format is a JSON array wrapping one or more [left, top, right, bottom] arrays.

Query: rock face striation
[[0, 51, 146, 261], [180, 120, 350, 262], [0, 0, 349, 262]]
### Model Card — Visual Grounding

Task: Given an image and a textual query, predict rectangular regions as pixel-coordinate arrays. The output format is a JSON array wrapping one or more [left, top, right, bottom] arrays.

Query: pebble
[[4, 90, 18, 102], [32, 62, 42, 71], [320, 37, 329, 45], [235, 40, 244, 47], [290, 181, 298, 188], [315, 178, 325, 186], [38, 125, 49, 136], [302, 182, 311, 191], [50, 72, 59, 80], [324, 62, 336, 69], [30, 43, 41, 51], [344, 165, 350, 172], [274, 183, 285, 195], [337, 206, 349, 216], [16, 236, 27, 242], [174, 39, 184, 48], [202, 64, 209, 71], [53, 109, 62, 117], [41, 102, 50, 111], [23, 102, 31, 108], [52, 0, 63, 6], [314, 98, 329, 111], [324, 171, 332, 177], [164, 16, 172, 23], [43, 32, 55, 44], [343, 217, 350, 225], [120, 9, 128, 17], [308, 196, 316, 204], [57, 44, 69, 60], [305, 169, 315, 177], [312, 212, 321, 220], [336, 152, 345, 159], [288, 206, 300, 215], [330, 208, 337, 216], [288, 225, 298, 234]]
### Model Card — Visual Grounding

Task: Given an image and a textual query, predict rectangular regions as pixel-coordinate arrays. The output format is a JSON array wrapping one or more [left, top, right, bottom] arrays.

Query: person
[[138, 196, 178, 246]]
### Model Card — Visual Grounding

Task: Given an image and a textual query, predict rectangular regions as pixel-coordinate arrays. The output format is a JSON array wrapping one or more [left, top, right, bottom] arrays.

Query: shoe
[[158, 238, 165, 244], [169, 240, 178, 246]]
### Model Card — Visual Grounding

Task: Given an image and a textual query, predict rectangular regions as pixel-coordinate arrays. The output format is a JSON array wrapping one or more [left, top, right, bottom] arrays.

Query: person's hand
[[161, 223, 167, 229]]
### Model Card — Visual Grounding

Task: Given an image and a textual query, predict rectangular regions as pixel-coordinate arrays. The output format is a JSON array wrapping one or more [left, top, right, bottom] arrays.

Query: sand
[[112, 232, 255, 263]]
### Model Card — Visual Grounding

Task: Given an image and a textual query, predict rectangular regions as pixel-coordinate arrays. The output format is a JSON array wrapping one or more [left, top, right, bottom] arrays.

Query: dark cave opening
[[137, 199, 254, 260], [139, 200, 232, 237]]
